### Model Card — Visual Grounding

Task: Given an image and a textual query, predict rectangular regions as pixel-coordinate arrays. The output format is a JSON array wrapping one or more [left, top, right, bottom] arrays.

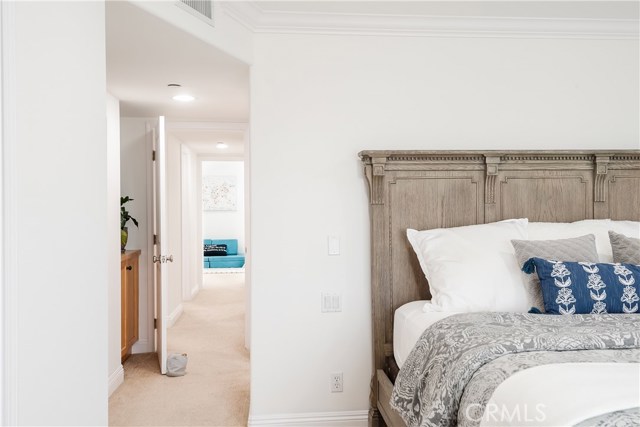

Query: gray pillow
[[511, 234, 599, 312], [609, 230, 640, 265]]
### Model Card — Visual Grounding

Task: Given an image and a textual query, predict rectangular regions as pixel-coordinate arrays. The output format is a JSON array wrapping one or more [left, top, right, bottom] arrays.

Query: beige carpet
[[109, 273, 250, 427]]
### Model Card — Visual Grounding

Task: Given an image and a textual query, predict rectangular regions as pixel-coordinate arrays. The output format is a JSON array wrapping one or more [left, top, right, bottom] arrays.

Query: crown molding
[[221, 2, 639, 40]]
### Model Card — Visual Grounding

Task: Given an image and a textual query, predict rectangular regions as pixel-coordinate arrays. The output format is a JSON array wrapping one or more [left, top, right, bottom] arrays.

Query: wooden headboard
[[359, 150, 640, 425]]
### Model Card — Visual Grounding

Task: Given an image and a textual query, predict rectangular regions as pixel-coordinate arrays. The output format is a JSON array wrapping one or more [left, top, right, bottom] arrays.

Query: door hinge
[[154, 318, 157, 329], [152, 150, 156, 161], [153, 234, 157, 245]]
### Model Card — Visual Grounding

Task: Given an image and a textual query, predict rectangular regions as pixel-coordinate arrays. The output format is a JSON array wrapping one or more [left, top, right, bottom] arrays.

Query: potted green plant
[[121, 196, 139, 252]]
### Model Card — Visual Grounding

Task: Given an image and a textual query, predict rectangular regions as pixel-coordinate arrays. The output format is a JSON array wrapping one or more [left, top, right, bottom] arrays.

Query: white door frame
[[153, 117, 169, 374], [243, 128, 251, 350], [1, 1, 18, 424]]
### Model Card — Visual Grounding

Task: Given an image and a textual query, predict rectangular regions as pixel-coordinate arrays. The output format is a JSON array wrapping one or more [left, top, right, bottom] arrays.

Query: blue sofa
[[203, 239, 245, 268]]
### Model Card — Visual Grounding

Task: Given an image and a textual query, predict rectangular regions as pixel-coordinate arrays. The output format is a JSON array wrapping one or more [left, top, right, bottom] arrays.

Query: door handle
[[126, 266, 133, 271], [153, 255, 174, 264]]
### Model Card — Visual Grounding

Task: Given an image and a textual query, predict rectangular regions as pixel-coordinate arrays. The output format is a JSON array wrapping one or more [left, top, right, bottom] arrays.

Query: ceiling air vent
[[176, 0, 214, 26]]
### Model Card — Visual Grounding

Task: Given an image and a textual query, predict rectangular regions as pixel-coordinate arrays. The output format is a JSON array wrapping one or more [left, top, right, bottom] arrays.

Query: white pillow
[[528, 219, 640, 263], [407, 219, 529, 313]]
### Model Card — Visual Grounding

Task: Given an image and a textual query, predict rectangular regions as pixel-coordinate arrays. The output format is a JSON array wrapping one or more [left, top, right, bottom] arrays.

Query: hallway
[[109, 273, 250, 426]]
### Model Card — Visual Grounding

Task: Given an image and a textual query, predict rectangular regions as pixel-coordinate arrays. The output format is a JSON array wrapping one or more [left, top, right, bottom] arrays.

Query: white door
[[152, 116, 171, 374]]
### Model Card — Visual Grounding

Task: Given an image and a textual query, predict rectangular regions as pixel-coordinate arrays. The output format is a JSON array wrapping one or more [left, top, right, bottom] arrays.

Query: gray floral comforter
[[575, 407, 640, 426], [391, 312, 640, 427]]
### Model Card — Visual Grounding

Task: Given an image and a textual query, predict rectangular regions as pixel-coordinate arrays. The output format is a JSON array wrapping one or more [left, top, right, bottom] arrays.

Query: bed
[[359, 150, 640, 427]]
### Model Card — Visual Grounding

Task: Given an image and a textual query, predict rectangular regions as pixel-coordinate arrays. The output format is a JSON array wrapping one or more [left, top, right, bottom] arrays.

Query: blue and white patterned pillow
[[523, 257, 640, 315]]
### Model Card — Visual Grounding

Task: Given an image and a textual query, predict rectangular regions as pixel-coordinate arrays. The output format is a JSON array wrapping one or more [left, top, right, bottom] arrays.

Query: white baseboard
[[132, 338, 152, 354], [108, 365, 125, 396], [168, 304, 183, 328], [190, 285, 200, 300], [248, 410, 368, 427]]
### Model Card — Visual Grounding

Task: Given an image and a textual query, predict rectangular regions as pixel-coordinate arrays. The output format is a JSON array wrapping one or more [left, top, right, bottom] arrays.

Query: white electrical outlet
[[330, 372, 343, 393]]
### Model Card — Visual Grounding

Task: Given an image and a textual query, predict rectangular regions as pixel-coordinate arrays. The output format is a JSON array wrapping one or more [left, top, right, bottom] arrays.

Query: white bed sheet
[[393, 301, 640, 426], [393, 301, 455, 368]]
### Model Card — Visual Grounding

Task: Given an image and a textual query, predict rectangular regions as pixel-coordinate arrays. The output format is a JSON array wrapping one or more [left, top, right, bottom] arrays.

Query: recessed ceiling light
[[172, 94, 195, 102], [216, 142, 228, 149]]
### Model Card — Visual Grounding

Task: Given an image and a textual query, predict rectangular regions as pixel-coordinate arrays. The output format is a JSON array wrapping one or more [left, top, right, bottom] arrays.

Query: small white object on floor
[[166, 353, 188, 377]]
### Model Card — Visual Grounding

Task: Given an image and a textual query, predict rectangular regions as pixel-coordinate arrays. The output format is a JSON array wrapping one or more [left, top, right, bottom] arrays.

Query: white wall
[[249, 33, 639, 420], [120, 117, 155, 354], [9, 2, 109, 424], [202, 161, 245, 253], [132, 0, 253, 65], [181, 144, 201, 300], [106, 93, 123, 396], [0, 2, 8, 419], [166, 135, 183, 324]]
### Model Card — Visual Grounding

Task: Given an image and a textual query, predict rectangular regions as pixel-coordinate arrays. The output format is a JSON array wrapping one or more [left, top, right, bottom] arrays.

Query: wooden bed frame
[[359, 150, 640, 427]]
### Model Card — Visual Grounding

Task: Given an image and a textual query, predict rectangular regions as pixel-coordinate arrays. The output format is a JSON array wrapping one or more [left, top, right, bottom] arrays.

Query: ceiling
[[106, 1, 637, 154], [106, 2, 250, 155]]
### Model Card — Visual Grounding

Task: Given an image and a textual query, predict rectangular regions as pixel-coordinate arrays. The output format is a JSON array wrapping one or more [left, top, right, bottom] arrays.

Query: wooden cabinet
[[121, 250, 141, 362]]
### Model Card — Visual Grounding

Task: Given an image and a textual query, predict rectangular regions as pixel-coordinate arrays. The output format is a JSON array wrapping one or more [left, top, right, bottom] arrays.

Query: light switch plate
[[328, 236, 340, 255]]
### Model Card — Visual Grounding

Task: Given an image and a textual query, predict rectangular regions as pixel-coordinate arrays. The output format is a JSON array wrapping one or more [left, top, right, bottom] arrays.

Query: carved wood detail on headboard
[[359, 150, 640, 425]]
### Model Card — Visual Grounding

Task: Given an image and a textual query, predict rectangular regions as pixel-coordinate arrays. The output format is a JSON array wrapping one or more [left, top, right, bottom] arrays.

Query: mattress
[[393, 301, 455, 368]]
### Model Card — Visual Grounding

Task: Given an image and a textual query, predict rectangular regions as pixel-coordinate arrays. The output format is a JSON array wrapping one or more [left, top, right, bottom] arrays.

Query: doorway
[[201, 159, 246, 273], [111, 125, 252, 425], [106, 1, 251, 424]]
